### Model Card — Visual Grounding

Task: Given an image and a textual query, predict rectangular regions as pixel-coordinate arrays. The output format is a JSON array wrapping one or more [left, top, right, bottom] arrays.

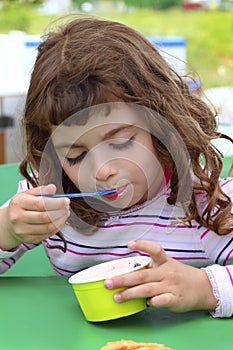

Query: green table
[[0, 276, 232, 350]]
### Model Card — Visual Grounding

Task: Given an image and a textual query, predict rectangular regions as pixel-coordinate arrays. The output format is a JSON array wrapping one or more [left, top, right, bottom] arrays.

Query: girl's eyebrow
[[55, 125, 136, 150], [102, 124, 135, 140], [55, 141, 80, 150]]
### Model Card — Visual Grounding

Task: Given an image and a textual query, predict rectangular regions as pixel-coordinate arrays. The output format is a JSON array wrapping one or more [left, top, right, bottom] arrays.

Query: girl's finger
[[113, 282, 159, 303], [128, 239, 168, 266], [20, 207, 70, 225], [25, 184, 57, 196], [105, 268, 156, 290], [147, 293, 175, 308], [38, 196, 70, 212], [12, 191, 70, 212], [13, 212, 68, 236]]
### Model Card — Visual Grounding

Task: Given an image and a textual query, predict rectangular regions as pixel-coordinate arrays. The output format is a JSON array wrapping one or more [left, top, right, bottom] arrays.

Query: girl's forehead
[[51, 104, 150, 146]]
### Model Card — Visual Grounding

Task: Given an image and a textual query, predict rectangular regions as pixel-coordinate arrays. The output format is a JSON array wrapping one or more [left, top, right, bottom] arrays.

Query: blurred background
[[0, 0, 232, 165]]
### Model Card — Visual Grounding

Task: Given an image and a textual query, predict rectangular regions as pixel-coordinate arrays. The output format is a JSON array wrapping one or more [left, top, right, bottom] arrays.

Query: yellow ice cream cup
[[68, 256, 151, 322]]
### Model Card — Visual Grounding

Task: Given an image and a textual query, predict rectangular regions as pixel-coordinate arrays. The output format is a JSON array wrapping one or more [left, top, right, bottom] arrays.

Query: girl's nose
[[90, 147, 117, 181], [95, 159, 117, 182]]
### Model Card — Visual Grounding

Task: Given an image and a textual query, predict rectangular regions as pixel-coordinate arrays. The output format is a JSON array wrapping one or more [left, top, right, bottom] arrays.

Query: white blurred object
[[0, 31, 25, 83], [203, 86, 233, 124], [38, 0, 71, 14], [0, 32, 41, 163], [212, 123, 233, 157], [0, 32, 41, 96], [81, 2, 94, 12], [203, 86, 233, 156], [148, 36, 186, 75]]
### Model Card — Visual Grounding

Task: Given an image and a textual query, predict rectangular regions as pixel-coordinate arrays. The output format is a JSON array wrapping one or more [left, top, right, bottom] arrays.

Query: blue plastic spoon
[[38, 189, 117, 199]]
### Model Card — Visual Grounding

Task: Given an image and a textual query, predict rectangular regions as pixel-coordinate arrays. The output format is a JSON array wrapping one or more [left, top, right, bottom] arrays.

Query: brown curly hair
[[20, 15, 233, 242]]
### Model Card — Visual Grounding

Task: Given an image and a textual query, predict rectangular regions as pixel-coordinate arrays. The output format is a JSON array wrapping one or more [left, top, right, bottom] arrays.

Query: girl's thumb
[[26, 184, 57, 196]]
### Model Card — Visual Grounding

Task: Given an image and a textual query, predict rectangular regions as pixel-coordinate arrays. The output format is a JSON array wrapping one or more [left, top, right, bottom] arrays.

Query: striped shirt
[[0, 177, 233, 318]]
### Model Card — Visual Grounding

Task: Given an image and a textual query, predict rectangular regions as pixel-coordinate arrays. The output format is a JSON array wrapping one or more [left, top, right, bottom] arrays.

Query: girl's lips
[[103, 185, 128, 201]]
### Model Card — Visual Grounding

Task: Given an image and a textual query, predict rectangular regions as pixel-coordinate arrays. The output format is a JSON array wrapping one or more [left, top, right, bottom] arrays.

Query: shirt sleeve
[[0, 246, 22, 259], [0, 242, 38, 274], [0, 179, 36, 274], [201, 177, 233, 318], [203, 265, 233, 318]]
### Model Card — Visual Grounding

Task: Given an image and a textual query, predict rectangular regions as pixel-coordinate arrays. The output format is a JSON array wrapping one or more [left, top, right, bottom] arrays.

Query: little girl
[[0, 16, 232, 318]]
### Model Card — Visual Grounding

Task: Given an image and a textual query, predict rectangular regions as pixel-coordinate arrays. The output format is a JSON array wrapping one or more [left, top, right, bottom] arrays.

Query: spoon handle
[[37, 189, 117, 198]]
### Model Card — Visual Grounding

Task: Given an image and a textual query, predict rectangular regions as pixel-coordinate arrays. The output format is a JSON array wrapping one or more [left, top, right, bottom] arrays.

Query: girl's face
[[52, 104, 165, 210]]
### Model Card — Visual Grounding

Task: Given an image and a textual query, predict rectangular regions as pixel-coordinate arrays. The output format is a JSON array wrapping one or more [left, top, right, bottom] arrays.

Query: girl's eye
[[66, 151, 87, 166], [65, 136, 135, 166], [110, 136, 135, 150]]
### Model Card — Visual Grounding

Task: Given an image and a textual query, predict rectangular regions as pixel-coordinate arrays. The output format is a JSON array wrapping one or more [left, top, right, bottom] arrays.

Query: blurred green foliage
[[0, 0, 43, 31], [124, 0, 181, 9], [0, 5, 30, 32], [72, 0, 88, 8], [103, 8, 233, 89]]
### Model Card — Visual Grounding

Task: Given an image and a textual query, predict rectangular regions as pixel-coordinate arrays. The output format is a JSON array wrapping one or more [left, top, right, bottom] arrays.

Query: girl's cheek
[[75, 166, 90, 191], [63, 165, 80, 187], [72, 167, 81, 185]]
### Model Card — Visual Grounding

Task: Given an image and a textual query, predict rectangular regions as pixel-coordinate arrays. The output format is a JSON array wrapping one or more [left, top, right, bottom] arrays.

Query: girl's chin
[[106, 194, 145, 210], [99, 196, 136, 211]]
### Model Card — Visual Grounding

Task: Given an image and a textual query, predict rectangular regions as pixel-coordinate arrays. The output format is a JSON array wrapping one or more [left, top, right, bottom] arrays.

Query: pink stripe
[[22, 243, 32, 250], [66, 249, 135, 257], [2, 260, 11, 268], [53, 267, 64, 276], [222, 178, 233, 187], [99, 222, 197, 229], [225, 266, 233, 286], [224, 249, 233, 265], [66, 249, 149, 258], [174, 257, 208, 261], [200, 228, 210, 239]]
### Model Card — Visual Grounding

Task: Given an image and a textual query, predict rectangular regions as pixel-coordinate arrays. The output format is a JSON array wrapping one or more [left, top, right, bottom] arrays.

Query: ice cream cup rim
[[68, 256, 151, 285]]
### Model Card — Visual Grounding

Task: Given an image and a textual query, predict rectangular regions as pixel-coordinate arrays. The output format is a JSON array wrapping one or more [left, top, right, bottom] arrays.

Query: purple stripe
[[225, 266, 233, 286]]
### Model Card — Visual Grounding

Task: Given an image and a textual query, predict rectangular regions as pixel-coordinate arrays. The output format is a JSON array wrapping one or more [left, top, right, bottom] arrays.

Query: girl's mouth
[[103, 185, 128, 201]]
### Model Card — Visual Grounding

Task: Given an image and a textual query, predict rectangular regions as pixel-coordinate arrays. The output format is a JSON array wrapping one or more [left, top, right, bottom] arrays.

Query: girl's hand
[[104, 239, 217, 313], [0, 184, 70, 251]]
